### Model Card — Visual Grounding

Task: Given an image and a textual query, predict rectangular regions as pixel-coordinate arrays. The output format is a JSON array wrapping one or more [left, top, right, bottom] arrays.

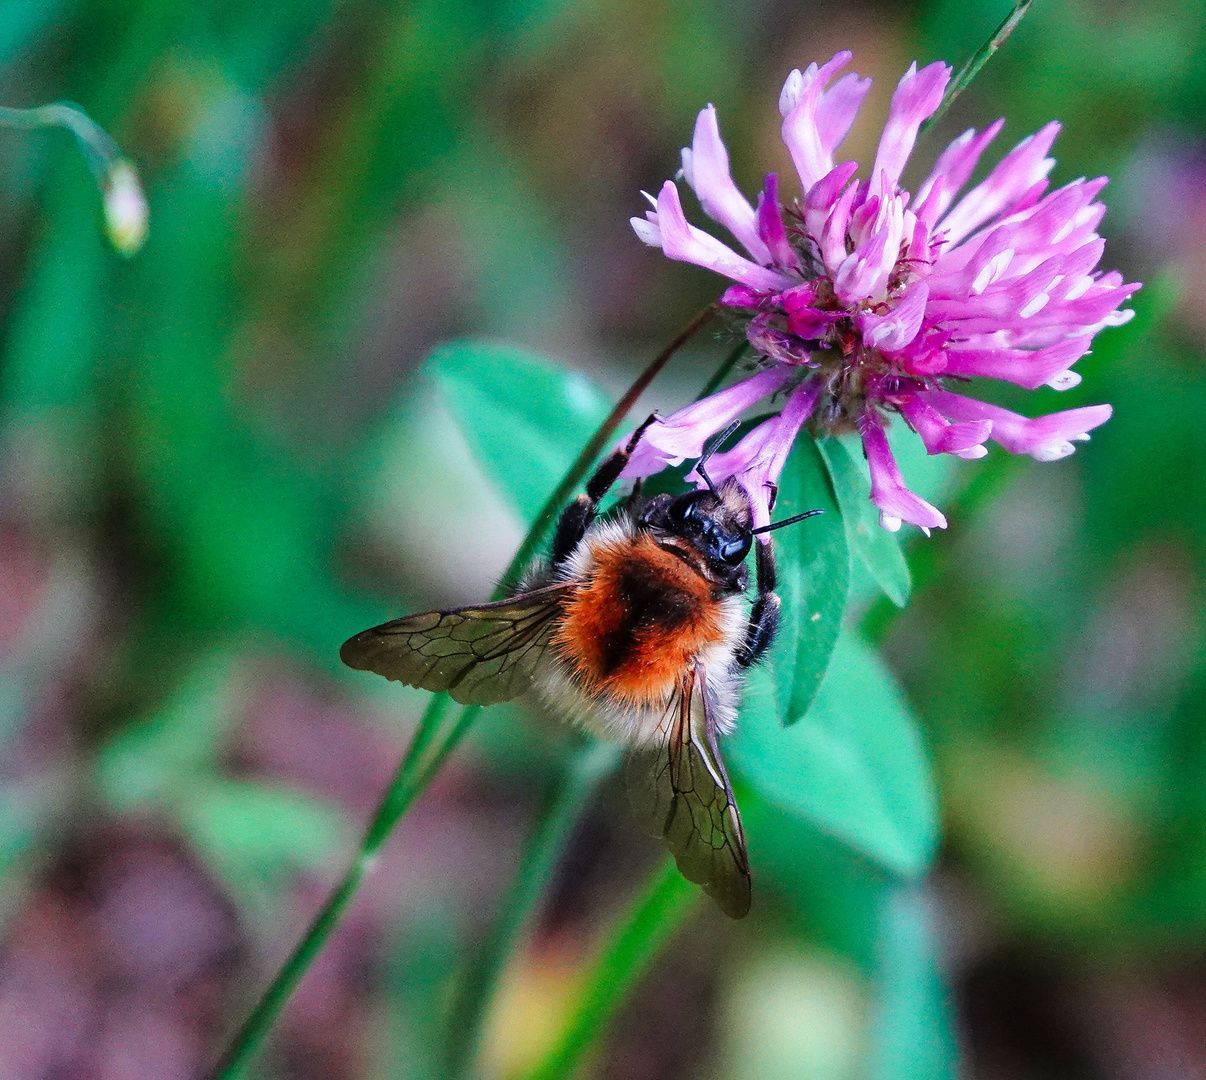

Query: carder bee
[[340, 416, 820, 918]]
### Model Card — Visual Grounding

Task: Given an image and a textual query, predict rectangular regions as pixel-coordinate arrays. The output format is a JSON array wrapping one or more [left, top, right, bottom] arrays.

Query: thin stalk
[[443, 741, 623, 1080], [499, 303, 717, 592], [0, 103, 121, 179], [441, 329, 751, 1079], [920, 0, 1036, 137], [524, 857, 699, 1080], [209, 306, 715, 1079], [695, 339, 749, 402]]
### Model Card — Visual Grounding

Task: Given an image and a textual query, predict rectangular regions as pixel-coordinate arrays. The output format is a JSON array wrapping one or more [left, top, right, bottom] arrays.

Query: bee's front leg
[[735, 540, 781, 668], [551, 413, 659, 567]]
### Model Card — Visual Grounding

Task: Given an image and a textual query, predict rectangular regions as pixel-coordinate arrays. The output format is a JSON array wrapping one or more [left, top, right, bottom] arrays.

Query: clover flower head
[[624, 52, 1139, 534]]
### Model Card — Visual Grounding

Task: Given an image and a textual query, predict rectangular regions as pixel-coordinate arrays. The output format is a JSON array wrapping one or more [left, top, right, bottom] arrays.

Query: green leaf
[[176, 778, 351, 921], [731, 632, 938, 877], [95, 651, 241, 812], [427, 340, 612, 524], [761, 431, 849, 724], [867, 885, 959, 1080], [819, 438, 911, 608]]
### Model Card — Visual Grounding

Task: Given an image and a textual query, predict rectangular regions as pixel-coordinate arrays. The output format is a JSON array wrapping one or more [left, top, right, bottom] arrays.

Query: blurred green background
[[0, 0, 1204, 1077]]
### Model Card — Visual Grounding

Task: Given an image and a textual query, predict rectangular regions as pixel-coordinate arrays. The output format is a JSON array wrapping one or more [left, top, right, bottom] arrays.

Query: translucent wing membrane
[[636, 664, 751, 919], [339, 583, 574, 705]]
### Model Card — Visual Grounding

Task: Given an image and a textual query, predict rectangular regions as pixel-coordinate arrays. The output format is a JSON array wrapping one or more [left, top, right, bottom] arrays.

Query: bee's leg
[[735, 540, 781, 668], [551, 413, 659, 567]]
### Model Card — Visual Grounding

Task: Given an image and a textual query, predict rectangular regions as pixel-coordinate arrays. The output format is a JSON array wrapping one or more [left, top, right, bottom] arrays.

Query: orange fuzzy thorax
[[552, 533, 729, 706]]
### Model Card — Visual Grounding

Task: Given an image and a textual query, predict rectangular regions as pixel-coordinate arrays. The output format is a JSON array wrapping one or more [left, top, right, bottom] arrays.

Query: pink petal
[[815, 71, 873, 157], [940, 335, 1094, 390], [898, 395, 992, 458], [914, 120, 1004, 228], [871, 61, 952, 190], [857, 280, 929, 352], [781, 51, 855, 193], [654, 181, 793, 292], [924, 389, 1112, 460], [938, 122, 1061, 246], [694, 378, 823, 531], [833, 185, 904, 303], [620, 367, 796, 477], [858, 410, 948, 531], [818, 178, 860, 274], [683, 105, 772, 264], [756, 173, 800, 269], [803, 160, 860, 249]]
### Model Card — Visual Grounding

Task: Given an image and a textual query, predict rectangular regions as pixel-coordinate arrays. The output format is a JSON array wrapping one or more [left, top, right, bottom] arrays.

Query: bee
[[340, 416, 819, 918]]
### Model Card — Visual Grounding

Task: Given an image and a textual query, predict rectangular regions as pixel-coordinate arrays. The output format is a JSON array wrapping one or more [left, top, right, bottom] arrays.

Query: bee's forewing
[[635, 663, 751, 919], [339, 583, 575, 706]]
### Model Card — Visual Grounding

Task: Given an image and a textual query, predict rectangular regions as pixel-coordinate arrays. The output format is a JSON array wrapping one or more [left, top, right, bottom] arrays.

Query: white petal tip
[[630, 217, 662, 246], [953, 445, 988, 459], [879, 513, 903, 532], [920, 526, 932, 538], [639, 189, 658, 209], [1046, 370, 1083, 391], [679, 148, 694, 188], [779, 69, 804, 116], [1032, 441, 1076, 462]]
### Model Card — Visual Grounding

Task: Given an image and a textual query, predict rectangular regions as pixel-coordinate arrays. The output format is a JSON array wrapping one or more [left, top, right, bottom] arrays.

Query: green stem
[[695, 339, 749, 402], [441, 329, 752, 1079], [524, 858, 699, 1080], [920, 0, 1036, 137], [208, 307, 716, 1079], [0, 102, 123, 182], [499, 303, 717, 593], [444, 741, 623, 1080]]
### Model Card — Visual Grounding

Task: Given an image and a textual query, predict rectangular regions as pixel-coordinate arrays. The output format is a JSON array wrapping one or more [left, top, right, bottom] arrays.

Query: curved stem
[[695, 339, 749, 402], [0, 102, 122, 180], [499, 303, 716, 592], [208, 305, 716, 1079], [443, 741, 623, 1080], [523, 857, 699, 1080]]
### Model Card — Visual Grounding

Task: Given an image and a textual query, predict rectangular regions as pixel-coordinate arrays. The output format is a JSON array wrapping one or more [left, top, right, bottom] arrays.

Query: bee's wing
[[644, 663, 751, 919], [339, 583, 574, 706]]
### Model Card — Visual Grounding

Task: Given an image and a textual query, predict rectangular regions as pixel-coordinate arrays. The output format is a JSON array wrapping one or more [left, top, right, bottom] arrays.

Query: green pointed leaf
[[731, 632, 938, 877], [761, 431, 849, 725], [819, 438, 911, 608], [426, 340, 612, 524]]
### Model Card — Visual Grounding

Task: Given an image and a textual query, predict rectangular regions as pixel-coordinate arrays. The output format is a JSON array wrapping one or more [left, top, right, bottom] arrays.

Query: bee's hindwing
[[339, 583, 574, 706], [641, 662, 751, 919]]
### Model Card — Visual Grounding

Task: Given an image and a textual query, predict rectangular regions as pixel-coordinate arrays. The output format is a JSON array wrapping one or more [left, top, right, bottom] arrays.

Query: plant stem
[[498, 303, 716, 593], [695, 339, 749, 402], [208, 306, 716, 1079], [524, 857, 699, 1080], [919, 0, 1036, 137], [0, 102, 123, 180], [440, 327, 751, 1079], [443, 740, 623, 1080]]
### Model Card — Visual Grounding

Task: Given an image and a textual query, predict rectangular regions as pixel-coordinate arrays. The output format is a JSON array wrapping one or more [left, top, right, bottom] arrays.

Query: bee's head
[[641, 479, 754, 573]]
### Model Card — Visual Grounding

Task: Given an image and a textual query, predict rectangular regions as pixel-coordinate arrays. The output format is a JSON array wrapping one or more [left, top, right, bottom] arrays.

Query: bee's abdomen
[[553, 534, 730, 704]]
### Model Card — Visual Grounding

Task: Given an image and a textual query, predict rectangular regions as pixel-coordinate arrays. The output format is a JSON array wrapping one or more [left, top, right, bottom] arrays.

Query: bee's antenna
[[750, 508, 824, 535], [696, 421, 741, 496]]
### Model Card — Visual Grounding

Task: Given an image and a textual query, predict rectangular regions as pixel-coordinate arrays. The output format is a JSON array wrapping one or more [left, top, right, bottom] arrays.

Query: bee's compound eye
[[720, 533, 752, 565], [669, 496, 701, 528]]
